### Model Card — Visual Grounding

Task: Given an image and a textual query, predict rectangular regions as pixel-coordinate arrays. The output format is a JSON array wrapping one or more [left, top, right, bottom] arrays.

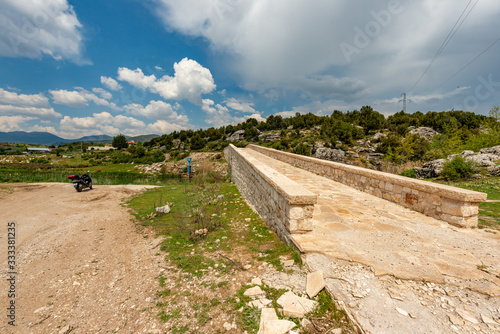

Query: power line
[[410, 0, 479, 92], [435, 36, 500, 89]]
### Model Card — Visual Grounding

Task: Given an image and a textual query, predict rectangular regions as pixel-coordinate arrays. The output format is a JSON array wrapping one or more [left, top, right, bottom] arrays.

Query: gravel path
[[0, 183, 163, 333]]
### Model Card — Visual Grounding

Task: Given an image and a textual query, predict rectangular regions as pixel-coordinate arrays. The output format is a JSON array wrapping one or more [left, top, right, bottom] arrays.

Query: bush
[[292, 143, 309, 156], [400, 169, 417, 178], [441, 156, 477, 180]]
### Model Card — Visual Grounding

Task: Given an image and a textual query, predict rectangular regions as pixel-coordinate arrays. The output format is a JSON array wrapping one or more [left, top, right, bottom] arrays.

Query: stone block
[[441, 199, 478, 217], [382, 192, 392, 201], [244, 286, 266, 299], [423, 205, 439, 218], [288, 206, 304, 220], [385, 182, 394, 192], [440, 214, 478, 228], [288, 218, 313, 233], [405, 193, 419, 206], [392, 193, 402, 203], [306, 270, 325, 298], [427, 194, 441, 206], [277, 291, 317, 318]]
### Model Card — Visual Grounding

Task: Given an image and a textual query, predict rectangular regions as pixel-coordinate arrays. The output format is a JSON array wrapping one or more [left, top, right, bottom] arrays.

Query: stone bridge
[[224, 144, 500, 334]]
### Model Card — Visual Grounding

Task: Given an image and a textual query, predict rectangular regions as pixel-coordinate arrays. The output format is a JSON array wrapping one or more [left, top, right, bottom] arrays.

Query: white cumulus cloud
[[117, 58, 216, 105], [202, 98, 263, 127], [0, 88, 61, 118], [224, 97, 257, 114], [101, 76, 123, 91], [0, 0, 86, 63], [92, 88, 113, 100], [58, 111, 184, 138], [124, 100, 189, 124], [59, 112, 144, 137], [147, 120, 188, 134], [50, 89, 120, 110], [0, 88, 50, 107], [0, 115, 35, 131], [117, 68, 156, 90]]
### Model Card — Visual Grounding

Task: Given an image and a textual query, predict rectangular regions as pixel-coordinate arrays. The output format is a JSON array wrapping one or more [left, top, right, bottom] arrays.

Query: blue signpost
[[187, 157, 192, 176]]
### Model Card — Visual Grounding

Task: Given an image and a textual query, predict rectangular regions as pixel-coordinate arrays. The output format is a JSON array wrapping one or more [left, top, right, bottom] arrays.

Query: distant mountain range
[[0, 131, 159, 145]]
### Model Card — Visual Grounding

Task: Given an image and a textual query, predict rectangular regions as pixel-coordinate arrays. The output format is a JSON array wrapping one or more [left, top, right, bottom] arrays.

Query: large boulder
[[409, 127, 438, 141], [226, 129, 245, 142], [479, 145, 500, 156], [367, 153, 384, 166], [490, 165, 500, 176], [466, 154, 498, 169], [372, 132, 387, 142], [355, 146, 376, 154], [414, 159, 446, 179], [315, 147, 345, 162], [258, 132, 280, 142]]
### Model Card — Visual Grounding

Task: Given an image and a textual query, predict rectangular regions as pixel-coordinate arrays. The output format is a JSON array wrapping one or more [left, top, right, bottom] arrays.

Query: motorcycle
[[68, 170, 93, 192]]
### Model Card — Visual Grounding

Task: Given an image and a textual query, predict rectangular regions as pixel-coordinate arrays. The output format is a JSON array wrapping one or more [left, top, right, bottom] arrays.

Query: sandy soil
[[0, 183, 165, 333]]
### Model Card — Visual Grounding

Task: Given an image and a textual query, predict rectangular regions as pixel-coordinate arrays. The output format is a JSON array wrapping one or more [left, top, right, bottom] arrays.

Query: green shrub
[[441, 156, 476, 180], [401, 168, 417, 178], [292, 143, 309, 156]]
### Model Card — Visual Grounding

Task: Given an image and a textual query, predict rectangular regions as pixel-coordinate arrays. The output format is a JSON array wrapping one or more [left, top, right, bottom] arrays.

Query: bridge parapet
[[224, 144, 317, 243], [247, 144, 487, 228]]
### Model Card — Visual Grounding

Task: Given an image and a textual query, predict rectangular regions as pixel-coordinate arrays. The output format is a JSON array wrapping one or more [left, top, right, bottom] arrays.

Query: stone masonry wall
[[248, 145, 487, 228], [224, 145, 317, 244]]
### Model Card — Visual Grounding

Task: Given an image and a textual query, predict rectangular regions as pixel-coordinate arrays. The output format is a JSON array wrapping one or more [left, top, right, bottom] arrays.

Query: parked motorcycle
[[68, 171, 92, 192]]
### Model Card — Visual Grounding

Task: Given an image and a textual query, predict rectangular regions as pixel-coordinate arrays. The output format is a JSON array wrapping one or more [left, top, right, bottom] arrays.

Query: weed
[[291, 251, 303, 267], [477, 262, 489, 273], [239, 305, 261, 333], [157, 275, 167, 287], [171, 324, 190, 333], [157, 289, 172, 298], [309, 290, 353, 332]]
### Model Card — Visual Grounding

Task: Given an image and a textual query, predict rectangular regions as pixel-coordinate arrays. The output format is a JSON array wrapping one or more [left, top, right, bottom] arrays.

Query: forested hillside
[[144, 106, 500, 177]]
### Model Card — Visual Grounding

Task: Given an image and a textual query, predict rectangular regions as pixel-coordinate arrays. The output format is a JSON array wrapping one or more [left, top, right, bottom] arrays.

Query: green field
[[0, 162, 181, 185]]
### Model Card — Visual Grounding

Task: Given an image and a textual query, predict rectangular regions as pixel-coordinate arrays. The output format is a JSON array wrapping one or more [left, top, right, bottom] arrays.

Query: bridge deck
[[242, 147, 500, 333]]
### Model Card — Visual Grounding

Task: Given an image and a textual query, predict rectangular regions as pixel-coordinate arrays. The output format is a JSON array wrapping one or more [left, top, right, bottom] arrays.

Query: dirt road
[[0, 183, 165, 333]]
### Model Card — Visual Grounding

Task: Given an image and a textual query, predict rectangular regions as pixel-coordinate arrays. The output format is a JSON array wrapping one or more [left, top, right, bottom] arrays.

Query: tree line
[[110, 106, 499, 165]]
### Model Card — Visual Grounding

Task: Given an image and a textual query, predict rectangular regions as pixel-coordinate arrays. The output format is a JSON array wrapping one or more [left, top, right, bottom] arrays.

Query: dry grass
[[379, 160, 424, 175]]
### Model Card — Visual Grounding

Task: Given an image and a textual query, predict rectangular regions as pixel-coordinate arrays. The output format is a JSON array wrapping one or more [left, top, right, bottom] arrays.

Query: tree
[[190, 134, 206, 150], [112, 134, 128, 149], [490, 106, 500, 122]]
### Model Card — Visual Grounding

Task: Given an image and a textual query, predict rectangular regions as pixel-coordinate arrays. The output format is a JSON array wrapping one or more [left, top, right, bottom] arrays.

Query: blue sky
[[1, 0, 499, 138]]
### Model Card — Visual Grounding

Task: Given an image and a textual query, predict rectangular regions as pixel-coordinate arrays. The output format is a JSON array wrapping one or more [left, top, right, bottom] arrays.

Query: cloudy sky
[[1, 0, 499, 138]]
